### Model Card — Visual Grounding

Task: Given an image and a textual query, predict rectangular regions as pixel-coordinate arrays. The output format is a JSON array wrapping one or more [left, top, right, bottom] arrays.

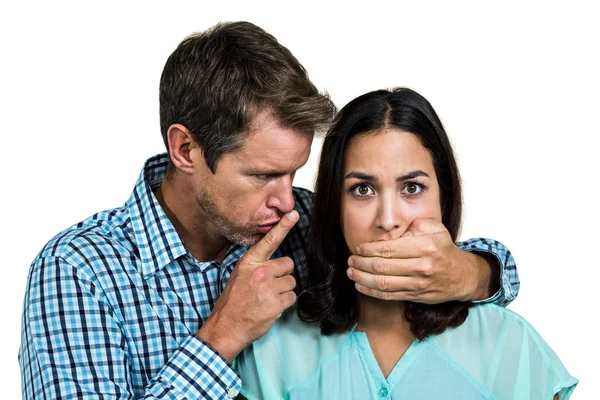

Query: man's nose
[[267, 175, 295, 214]]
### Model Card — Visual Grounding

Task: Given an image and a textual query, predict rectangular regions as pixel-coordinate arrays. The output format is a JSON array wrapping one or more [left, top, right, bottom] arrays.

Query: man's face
[[191, 109, 312, 246]]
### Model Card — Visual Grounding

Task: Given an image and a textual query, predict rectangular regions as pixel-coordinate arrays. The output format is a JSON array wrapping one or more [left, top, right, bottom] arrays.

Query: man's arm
[[457, 237, 519, 306], [20, 256, 241, 399], [346, 219, 519, 306]]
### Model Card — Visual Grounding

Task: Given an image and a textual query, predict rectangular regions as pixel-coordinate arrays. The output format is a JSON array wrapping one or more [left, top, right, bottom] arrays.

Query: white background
[[1, 1, 598, 398]]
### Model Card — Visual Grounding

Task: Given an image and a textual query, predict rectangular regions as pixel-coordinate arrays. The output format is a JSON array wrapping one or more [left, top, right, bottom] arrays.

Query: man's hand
[[196, 211, 299, 362], [347, 219, 495, 304]]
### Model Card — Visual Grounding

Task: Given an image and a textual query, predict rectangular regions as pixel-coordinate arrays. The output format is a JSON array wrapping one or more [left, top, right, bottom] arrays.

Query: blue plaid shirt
[[20, 153, 519, 399]]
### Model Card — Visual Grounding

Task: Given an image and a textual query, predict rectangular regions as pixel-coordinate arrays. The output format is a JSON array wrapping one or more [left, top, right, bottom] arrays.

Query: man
[[20, 21, 519, 399]]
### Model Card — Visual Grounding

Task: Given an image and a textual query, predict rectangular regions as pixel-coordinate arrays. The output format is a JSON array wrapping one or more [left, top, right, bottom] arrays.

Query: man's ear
[[166, 124, 200, 175]]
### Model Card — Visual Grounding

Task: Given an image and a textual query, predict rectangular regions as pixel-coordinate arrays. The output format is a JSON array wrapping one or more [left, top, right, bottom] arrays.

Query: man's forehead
[[245, 107, 314, 141], [242, 130, 312, 150], [237, 140, 311, 165], [229, 131, 312, 171]]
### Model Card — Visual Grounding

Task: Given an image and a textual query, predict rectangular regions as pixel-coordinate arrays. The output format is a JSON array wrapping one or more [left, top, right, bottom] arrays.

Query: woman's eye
[[352, 184, 374, 196], [403, 183, 422, 195]]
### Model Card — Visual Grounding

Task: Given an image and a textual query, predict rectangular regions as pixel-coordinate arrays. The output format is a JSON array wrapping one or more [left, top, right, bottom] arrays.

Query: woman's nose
[[376, 193, 401, 232]]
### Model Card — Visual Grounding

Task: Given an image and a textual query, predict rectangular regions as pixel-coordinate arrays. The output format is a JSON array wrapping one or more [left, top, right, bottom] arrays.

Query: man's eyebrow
[[244, 167, 295, 176]]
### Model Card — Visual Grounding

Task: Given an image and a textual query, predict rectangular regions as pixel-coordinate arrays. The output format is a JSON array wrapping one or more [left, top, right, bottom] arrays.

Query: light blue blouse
[[235, 304, 577, 399]]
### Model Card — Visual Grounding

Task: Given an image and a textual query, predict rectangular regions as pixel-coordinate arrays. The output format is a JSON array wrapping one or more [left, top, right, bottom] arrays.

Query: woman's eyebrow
[[396, 170, 429, 181], [344, 170, 429, 181], [344, 171, 377, 181]]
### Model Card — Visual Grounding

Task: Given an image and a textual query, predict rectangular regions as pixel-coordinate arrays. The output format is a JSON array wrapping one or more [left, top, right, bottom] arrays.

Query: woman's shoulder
[[433, 303, 557, 364], [431, 304, 577, 399], [453, 303, 534, 334], [235, 306, 351, 400]]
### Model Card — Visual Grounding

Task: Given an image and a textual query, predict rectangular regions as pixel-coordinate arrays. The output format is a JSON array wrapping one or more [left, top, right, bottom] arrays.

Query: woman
[[235, 88, 577, 399]]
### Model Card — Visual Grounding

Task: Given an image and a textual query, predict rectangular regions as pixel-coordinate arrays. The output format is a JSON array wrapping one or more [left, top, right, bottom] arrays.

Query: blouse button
[[378, 386, 389, 397]]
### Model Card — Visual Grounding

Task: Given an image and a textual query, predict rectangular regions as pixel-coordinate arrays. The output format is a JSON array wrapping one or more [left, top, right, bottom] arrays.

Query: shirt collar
[[126, 153, 188, 278]]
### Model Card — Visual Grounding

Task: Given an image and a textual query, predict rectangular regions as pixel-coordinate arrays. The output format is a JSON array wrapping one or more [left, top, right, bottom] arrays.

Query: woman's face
[[341, 129, 442, 254]]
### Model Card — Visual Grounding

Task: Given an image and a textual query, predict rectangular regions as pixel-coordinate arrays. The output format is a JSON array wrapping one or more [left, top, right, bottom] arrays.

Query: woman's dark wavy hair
[[298, 87, 472, 340]]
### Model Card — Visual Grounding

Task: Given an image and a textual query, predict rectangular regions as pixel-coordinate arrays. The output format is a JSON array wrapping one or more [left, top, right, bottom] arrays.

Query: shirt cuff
[[153, 335, 242, 399], [458, 238, 509, 306], [471, 249, 504, 305]]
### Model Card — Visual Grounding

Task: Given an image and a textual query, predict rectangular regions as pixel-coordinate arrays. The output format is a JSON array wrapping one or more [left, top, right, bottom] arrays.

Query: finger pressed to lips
[[250, 211, 299, 262]]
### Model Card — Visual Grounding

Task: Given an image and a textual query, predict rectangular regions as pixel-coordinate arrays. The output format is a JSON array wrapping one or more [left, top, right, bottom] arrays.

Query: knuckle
[[289, 291, 297, 303], [282, 256, 294, 269], [380, 290, 392, 300], [413, 219, 426, 232], [263, 232, 277, 247], [251, 266, 268, 282], [419, 262, 434, 277], [423, 242, 438, 256], [381, 243, 392, 258], [288, 276, 297, 289], [281, 275, 295, 289], [376, 275, 389, 291], [374, 258, 388, 274], [274, 257, 294, 274], [281, 292, 296, 309], [414, 278, 428, 291]]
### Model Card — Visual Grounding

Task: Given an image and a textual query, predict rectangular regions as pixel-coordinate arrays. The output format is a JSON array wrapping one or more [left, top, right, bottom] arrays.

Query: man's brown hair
[[159, 21, 336, 172]]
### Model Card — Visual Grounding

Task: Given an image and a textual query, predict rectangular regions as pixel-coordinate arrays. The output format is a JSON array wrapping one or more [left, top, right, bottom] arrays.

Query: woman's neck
[[356, 295, 409, 332], [356, 295, 415, 378]]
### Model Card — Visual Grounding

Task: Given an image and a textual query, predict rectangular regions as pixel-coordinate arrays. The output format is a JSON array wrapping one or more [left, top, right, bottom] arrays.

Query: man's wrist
[[468, 251, 500, 301], [196, 318, 246, 363]]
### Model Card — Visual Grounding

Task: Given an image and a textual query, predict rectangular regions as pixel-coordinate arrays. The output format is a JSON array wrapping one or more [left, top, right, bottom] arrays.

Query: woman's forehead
[[344, 129, 433, 172]]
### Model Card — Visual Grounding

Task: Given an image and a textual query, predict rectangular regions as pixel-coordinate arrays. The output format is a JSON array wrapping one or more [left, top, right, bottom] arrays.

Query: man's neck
[[154, 175, 229, 263]]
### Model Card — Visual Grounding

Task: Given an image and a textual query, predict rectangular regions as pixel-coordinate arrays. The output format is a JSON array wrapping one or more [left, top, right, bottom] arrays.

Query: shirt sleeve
[[491, 308, 578, 399], [457, 238, 520, 307], [20, 256, 241, 399]]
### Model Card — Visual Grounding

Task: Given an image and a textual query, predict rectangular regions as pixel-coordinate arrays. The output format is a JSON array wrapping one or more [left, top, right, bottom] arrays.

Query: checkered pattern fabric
[[19, 153, 519, 399]]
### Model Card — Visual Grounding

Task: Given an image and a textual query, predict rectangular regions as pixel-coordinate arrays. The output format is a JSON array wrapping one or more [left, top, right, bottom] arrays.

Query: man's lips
[[257, 219, 281, 233]]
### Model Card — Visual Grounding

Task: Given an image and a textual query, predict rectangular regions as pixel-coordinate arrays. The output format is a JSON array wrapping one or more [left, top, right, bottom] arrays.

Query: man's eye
[[255, 174, 269, 180], [351, 184, 374, 196]]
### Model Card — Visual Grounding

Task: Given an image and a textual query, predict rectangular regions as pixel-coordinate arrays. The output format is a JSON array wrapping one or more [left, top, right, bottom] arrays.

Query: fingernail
[[355, 283, 362, 291], [347, 257, 354, 267], [288, 211, 299, 222], [346, 268, 353, 279], [356, 246, 362, 255]]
